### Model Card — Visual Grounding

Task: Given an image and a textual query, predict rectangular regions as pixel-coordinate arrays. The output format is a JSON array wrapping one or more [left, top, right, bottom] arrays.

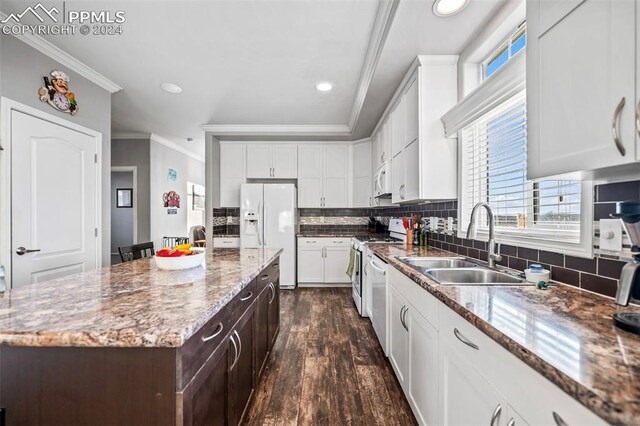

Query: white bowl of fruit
[[154, 244, 205, 270]]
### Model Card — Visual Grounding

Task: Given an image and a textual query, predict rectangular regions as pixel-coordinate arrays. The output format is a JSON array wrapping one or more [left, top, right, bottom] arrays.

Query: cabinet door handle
[[240, 291, 253, 301], [611, 97, 626, 156], [268, 282, 276, 303], [552, 412, 568, 426], [401, 305, 409, 331], [202, 322, 224, 342], [400, 305, 408, 331], [490, 404, 502, 426], [454, 327, 479, 350], [229, 333, 239, 371], [636, 99, 640, 139], [507, 418, 515, 426]]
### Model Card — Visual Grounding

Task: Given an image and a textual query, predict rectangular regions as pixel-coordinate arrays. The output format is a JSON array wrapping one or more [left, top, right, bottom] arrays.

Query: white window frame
[[455, 63, 593, 258], [482, 22, 527, 81]]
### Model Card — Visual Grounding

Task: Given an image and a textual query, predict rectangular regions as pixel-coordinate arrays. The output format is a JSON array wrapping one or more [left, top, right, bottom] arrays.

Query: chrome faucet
[[466, 202, 502, 268]]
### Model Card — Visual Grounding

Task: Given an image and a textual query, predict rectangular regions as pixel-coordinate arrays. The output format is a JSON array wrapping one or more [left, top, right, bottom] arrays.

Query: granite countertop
[[297, 232, 390, 238], [369, 244, 640, 425], [0, 248, 282, 348]]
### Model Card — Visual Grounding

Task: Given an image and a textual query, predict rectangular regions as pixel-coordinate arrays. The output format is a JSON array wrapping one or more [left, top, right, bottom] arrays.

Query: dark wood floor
[[244, 288, 417, 426]]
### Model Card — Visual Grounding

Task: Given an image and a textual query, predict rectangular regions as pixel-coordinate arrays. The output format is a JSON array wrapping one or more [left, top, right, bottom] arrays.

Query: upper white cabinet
[[353, 140, 372, 208], [373, 118, 393, 171], [527, 0, 637, 178], [219, 143, 246, 208], [380, 56, 458, 204], [298, 144, 349, 208], [246, 144, 297, 179]]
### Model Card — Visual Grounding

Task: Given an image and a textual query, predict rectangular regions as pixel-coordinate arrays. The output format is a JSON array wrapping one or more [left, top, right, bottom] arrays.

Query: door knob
[[15, 247, 41, 256]]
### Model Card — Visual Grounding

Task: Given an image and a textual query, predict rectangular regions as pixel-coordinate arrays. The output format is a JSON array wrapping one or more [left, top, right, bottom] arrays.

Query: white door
[[246, 145, 272, 179], [527, 0, 636, 178], [407, 308, 439, 426], [298, 145, 323, 208], [388, 284, 409, 388], [271, 145, 297, 178], [439, 337, 505, 426], [323, 145, 348, 208], [324, 246, 350, 283], [11, 110, 98, 288]]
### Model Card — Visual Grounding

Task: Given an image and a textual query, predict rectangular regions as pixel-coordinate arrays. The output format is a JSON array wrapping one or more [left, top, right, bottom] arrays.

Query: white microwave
[[373, 161, 391, 196]]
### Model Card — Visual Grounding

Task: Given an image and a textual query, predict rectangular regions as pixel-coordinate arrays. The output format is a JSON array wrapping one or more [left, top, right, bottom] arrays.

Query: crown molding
[[200, 124, 352, 138], [112, 132, 151, 140], [0, 11, 122, 93], [150, 133, 205, 163], [347, 0, 400, 130]]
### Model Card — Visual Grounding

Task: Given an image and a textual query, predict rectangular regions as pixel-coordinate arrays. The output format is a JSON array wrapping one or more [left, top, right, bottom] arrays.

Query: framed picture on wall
[[117, 188, 133, 208]]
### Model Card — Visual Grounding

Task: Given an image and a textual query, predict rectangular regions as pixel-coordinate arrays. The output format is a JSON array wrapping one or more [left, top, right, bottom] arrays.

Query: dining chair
[[118, 242, 155, 262]]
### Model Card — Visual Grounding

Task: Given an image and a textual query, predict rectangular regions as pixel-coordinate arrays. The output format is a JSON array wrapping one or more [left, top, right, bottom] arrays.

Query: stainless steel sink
[[425, 268, 527, 285], [399, 257, 479, 269]]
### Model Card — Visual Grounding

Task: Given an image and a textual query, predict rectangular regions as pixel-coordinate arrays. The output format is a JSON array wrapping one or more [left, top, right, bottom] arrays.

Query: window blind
[[461, 90, 581, 243]]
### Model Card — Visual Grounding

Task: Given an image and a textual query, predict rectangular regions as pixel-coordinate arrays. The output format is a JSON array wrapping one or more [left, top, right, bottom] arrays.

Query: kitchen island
[[0, 247, 282, 425]]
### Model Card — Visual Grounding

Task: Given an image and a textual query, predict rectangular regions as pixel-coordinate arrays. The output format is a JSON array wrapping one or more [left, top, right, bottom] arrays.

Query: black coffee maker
[[611, 201, 640, 334]]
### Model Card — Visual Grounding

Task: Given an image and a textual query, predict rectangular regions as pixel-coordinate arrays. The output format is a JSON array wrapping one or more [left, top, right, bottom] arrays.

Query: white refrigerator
[[240, 184, 297, 288]]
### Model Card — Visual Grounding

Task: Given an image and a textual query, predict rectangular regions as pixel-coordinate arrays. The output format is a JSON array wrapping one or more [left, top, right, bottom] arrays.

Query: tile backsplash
[[212, 179, 640, 299]]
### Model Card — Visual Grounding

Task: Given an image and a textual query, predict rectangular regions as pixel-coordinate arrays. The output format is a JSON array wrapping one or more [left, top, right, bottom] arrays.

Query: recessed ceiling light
[[160, 82, 182, 94], [433, 0, 469, 17], [315, 82, 333, 92]]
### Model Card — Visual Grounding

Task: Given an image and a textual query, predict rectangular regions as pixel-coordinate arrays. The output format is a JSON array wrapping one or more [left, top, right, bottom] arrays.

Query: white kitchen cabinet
[[297, 245, 324, 283], [372, 131, 382, 171], [323, 145, 349, 207], [407, 307, 439, 426], [388, 285, 410, 389], [219, 143, 246, 207], [392, 150, 404, 203], [527, 0, 636, 178], [298, 144, 349, 208], [212, 237, 240, 248], [353, 140, 372, 207], [391, 98, 406, 157], [439, 337, 505, 426], [324, 245, 350, 283], [298, 145, 324, 208], [272, 145, 298, 178], [246, 145, 272, 179], [297, 238, 350, 285], [403, 138, 420, 201], [373, 118, 392, 171], [404, 77, 419, 145], [246, 144, 297, 179]]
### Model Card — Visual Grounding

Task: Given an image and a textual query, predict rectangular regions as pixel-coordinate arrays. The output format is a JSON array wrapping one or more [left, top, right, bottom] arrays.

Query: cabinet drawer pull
[[260, 274, 269, 280], [268, 282, 276, 304], [229, 333, 239, 371], [454, 327, 479, 350], [201, 322, 224, 342], [272, 263, 279, 267], [240, 291, 253, 301], [332, 240, 343, 244], [306, 240, 317, 244], [490, 404, 502, 426], [507, 418, 515, 426], [611, 97, 626, 156], [552, 412, 568, 426]]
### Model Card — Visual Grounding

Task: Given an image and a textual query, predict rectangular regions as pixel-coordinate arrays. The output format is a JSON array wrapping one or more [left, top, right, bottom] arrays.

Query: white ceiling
[[2, 0, 506, 156]]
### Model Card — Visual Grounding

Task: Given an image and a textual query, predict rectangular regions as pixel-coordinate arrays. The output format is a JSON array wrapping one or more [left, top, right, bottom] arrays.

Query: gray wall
[[112, 138, 151, 243], [110, 171, 134, 264], [0, 34, 113, 266], [150, 140, 205, 249]]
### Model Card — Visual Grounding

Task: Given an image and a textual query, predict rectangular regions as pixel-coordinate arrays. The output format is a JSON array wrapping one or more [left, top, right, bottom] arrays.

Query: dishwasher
[[368, 252, 388, 356]]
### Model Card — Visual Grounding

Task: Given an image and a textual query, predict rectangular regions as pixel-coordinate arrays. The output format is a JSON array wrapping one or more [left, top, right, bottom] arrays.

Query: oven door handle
[[369, 259, 386, 275]]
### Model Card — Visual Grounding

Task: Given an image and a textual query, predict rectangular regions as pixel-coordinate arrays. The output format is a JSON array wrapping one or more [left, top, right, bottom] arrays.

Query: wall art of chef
[[38, 70, 79, 115]]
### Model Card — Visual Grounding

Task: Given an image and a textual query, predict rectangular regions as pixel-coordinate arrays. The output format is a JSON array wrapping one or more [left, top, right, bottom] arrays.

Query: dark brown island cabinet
[[0, 259, 281, 426]]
